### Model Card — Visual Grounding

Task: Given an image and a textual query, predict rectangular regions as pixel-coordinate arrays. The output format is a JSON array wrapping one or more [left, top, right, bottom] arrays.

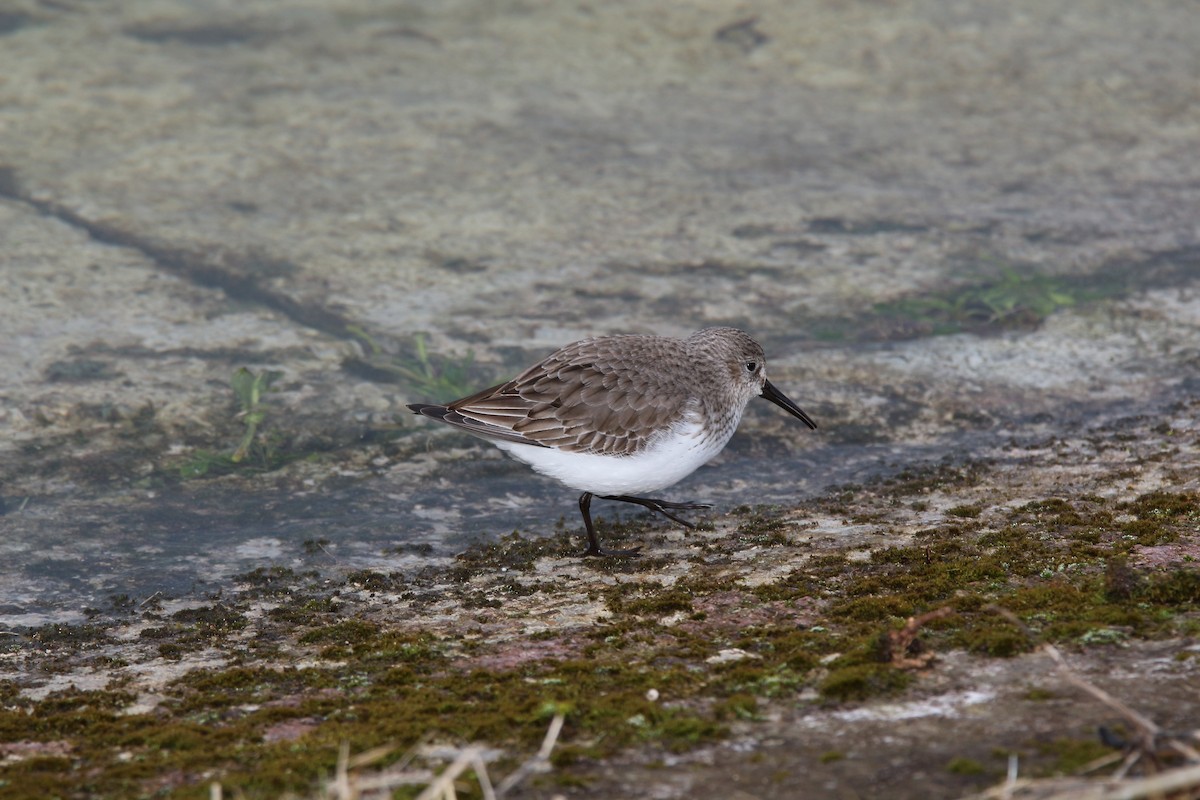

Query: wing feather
[[417, 335, 695, 455]]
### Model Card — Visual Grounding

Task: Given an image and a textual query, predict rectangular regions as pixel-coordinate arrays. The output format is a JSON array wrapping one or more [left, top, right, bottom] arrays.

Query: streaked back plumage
[[417, 327, 769, 458]]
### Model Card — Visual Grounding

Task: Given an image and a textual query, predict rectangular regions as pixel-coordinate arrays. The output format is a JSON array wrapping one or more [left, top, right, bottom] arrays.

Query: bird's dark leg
[[579, 492, 642, 558], [600, 495, 712, 529]]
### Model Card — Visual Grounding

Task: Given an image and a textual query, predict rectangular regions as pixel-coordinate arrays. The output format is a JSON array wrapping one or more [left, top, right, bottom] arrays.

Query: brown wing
[[430, 336, 694, 455], [406, 399, 547, 448]]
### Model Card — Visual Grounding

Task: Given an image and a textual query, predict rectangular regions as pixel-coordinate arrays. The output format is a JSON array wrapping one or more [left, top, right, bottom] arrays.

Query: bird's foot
[[645, 499, 713, 511], [582, 544, 642, 558], [601, 495, 712, 529]]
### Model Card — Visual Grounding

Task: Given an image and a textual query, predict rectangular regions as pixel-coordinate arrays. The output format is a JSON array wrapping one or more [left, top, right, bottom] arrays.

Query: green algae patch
[[811, 252, 1200, 343], [873, 268, 1085, 335]]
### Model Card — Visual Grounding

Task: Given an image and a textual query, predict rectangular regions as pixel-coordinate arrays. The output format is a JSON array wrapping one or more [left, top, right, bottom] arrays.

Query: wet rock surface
[[1, 1, 1198, 798], [4, 404, 1198, 798]]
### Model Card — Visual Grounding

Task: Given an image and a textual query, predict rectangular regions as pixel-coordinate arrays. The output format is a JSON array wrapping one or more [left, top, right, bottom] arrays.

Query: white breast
[[492, 417, 735, 496]]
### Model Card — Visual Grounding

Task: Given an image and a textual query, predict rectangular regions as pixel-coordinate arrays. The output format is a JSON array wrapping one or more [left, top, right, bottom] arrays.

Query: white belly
[[493, 419, 732, 496]]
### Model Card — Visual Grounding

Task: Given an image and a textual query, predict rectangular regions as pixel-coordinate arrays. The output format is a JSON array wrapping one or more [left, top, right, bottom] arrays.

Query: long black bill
[[760, 379, 818, 430]]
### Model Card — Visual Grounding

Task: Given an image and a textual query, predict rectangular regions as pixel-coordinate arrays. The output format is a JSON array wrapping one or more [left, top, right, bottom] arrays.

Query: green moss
[[1140, 569, 1200, 605], [820, 663, 911, 701], [733, 506, 793, 546], [344, 569, 399, 592], [448, 527, 646, 577], [131, 604, 253, 657], [171, 605, 246, 629], [233, 565, 315, 597], [267, 595, 340, 624], [158, 642, 186, 659], [710, 690, 758, 724], [1123, 519, 1180, 545], [1118, 490, 1199, 520], [33, 688, 137, 715], [827, 594, 915, 622], [1117, 491, 1198, 545], [298, 619, 380, 645], [609, 586, 695, 616], [23, 622, 111, 647], [959, 625, 1029, 657], [1018, 498, 1086, 526], [945, 756, 986, 775], [1077, 627, 1127, 645], [732, 627, 822, 674], [876, 463, 986, 497], [0, 755, 78, 795], [1034, 737, 1115, 775], [947, 504, 983, 518], [750, 570, 821, 602]]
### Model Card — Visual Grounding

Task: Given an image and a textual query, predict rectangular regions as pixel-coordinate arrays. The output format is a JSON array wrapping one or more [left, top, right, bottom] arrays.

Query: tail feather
[[407, 403, 450, 418], [405, 402, 548, 448]]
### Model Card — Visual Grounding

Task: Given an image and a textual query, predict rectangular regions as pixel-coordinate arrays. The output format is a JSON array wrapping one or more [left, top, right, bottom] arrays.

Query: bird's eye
[[744, 361, 758, 373]]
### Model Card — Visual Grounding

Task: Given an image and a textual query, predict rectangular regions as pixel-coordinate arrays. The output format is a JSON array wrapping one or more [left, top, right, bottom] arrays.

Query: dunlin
[[407, 327, 817, 556]]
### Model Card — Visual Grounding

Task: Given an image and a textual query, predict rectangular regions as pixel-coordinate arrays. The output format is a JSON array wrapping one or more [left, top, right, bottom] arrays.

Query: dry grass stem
[[496, 712, 566, 797], [205, 713, 565, 799], [966, 608, 1200, 800]]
